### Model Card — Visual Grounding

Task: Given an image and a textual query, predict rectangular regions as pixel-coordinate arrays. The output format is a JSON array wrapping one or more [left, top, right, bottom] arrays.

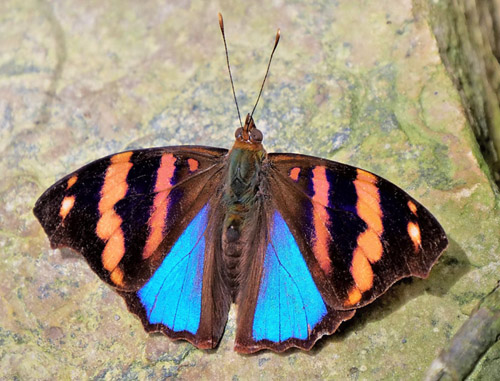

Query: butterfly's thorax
[[222, 141, 267, 297]]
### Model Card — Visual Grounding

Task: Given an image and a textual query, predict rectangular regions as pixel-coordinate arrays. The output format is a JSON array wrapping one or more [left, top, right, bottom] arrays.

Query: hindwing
[[234, 205, 355, 353], [118, 194, 231, 349]]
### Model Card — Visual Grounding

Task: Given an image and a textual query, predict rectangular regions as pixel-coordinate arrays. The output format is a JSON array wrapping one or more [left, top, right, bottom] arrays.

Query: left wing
[[33, 146, 232, 349]]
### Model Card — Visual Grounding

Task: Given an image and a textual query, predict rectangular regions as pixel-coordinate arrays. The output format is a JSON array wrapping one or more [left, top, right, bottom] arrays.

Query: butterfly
[[33, 14, 448, 353]]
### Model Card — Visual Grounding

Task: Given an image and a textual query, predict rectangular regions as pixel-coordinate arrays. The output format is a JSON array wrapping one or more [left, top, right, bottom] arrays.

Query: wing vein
[[269, 240, 309, 337]]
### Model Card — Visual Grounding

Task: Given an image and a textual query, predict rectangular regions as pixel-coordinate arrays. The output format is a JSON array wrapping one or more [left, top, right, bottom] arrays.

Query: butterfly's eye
[[250, 128, 263, 143], [235, 127, 243, 139]]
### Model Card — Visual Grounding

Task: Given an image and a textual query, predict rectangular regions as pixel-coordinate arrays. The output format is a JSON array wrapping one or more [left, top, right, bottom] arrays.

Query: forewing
[[33, 146, 227, 290], [268, 153, 448, 309]]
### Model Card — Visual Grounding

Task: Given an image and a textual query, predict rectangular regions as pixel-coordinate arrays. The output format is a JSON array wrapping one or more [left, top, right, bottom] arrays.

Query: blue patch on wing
[[138, 205, 208, 334], [253, 211, 327, 342]]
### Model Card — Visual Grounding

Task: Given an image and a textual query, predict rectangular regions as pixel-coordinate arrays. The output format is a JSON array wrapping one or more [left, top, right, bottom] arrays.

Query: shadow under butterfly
[[33, 13, 448, 353]]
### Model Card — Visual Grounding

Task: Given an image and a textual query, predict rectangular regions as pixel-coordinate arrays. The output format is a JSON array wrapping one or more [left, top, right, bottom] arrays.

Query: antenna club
[[218, 12, 224, 31], [274, 29, 281, 48]]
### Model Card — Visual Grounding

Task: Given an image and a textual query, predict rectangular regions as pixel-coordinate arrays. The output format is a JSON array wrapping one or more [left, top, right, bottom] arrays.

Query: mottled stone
[[1, 0, 499, 379]]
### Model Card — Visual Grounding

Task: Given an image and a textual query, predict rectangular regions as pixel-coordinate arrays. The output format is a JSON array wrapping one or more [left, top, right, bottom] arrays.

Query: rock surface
[[1, 0, 498, 379]]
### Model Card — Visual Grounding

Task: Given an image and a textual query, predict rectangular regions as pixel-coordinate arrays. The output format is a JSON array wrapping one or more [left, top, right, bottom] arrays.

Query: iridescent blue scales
[[138, 205, 209, 334], [34, 114, 447, 353], [252, 211, 327, 343]]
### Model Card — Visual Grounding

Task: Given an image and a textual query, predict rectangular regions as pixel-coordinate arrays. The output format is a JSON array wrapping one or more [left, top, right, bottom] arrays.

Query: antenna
[[250, 28, 280, 119], [218, 13, 242, 128]]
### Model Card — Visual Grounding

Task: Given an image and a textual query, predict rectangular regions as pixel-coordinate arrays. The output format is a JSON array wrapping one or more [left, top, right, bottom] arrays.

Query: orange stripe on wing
[[354, 178, 383, 234], [96, 210, 123, 241], [59, 196, 75, 220], [110, 151, 133, 164], [407, 200, 417, 215], [143, 153, 177, 259], [347, 169, 384, 304], [110, 267, 124, 287], [96, 152, 133, 281], [356, 169, 377, 183], [289, 167, 300, 181], [351, 248, 373, 292], [188, 158, 199, 172], [357, 229, 383, 262], [66, 175, 77, 189], [311, 166, 332, 274], [407, 221, 421, 251], [102, 231, 126, 271], [346, 287, 362, 306], [99, 152, 133, 213]]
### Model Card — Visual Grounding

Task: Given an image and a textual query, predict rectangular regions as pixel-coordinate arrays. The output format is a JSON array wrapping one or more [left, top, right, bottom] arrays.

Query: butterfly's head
[[234, 113, 263, 147]]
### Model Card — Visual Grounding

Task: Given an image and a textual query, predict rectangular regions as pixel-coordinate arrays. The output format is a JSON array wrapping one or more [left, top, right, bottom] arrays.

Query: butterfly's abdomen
[[222, 146, 266, 299]]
